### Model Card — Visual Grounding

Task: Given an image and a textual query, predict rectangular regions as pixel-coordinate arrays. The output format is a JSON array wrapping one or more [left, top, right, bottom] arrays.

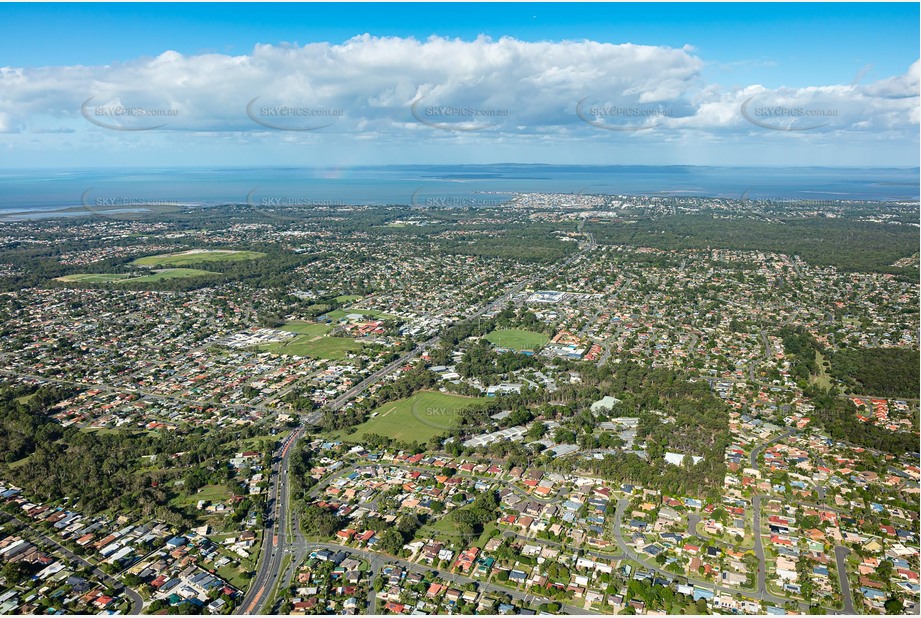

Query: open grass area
[[238, 433, 283, 453], [132, 249, 266, 267], [217, 563, 253, 591], [338, 390, 483, 443], [7, 454, 32, 470], [170, 484, 232, 509], [260, 320, 363, 360], [334, 294, 362, 303], [422, 513, 498, 548], [117, 268, 217, 283], [810, 350, 833, 390], [484, 328, 549, 351], [279, 321, 332, 336], [55, 273, 134, 283]]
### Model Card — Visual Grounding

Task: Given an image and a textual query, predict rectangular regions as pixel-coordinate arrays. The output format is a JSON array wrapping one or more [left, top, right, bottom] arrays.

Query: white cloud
[[0, 36, 917, 166]]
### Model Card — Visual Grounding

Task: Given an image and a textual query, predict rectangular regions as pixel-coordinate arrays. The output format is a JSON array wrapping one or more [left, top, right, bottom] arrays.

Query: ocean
[[0, 165, 917, 217]]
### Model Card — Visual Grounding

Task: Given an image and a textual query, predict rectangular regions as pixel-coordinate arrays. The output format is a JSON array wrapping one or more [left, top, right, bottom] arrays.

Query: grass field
[[55, 273, 134, 283], [259, 320, 363, 360], [132, 249, 266, 267], [280, 321, 333, 336], [484, 328, 549, 351], [170, 484, 232, 509], [334, 294, 362, 303], [810, 350, 833, 390], [118, 268, 217, 282], [339, 390, 483, 443], [421, 509, 497, 547]]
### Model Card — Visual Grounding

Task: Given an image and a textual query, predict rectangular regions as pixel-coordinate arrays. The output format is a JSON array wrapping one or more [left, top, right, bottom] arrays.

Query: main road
[[236, 426, 303, 615], [326, 231, 596, 412]]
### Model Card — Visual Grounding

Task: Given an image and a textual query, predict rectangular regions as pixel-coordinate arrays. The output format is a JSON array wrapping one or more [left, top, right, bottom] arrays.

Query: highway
[[236, 426, 304, 615]]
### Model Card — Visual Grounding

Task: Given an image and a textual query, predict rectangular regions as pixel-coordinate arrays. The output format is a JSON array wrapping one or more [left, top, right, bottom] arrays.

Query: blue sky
[[0, 3, 918, 168]]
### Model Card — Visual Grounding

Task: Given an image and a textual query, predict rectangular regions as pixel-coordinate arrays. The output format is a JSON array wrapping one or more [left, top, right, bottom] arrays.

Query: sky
[[0, 2, 918, 169]]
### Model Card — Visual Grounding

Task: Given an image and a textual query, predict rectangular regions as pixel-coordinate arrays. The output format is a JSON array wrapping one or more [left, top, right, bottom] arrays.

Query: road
[[611, 498, 810, 611], [749, 429, 796, 468], [751, 494, 769, 599], [236, 426, 304, 615], [300, 542, 597, 615], [834, 545, 856, 614], [326, 230, 596, 412], [0, 512, 144, 614]]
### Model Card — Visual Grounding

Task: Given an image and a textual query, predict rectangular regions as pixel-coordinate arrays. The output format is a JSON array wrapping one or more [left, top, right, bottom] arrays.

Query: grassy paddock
[[484, 328, 549, 351], [338, 390, 483, 443], [132, 249, 266, 267], [55, 273, 134, 283], [259, 320, 362, 359]]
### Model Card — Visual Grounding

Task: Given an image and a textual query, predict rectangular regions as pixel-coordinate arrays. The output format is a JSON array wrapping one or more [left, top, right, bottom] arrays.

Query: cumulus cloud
[[0, 35, 917, 143]]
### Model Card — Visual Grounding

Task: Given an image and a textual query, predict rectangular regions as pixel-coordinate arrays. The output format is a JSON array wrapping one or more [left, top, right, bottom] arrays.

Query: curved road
[[611, 498, 808, 611], [300, 542, 597, 615]]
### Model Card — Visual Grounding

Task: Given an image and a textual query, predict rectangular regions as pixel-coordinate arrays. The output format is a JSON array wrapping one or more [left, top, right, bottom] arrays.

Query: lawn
[[55, 273, 134, 283], [116, 268, 218, 283], [279, 321, 332, 336], [422, 511, 498, 547], [338, 390, 483, 443], [238, 432, 284, 453], [334, 294, 362, 303], [810, 350, 832, 390], [132, 249, 266, 267], [259, 320, 363, 360], [484, 328, 549, 351], [170, 484, 232, 509]]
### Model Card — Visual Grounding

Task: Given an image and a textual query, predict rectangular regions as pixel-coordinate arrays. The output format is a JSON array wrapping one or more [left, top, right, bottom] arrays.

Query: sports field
[[334, 294, 362, 303], [132, 249, 266, 267], [484, 328, 549, 351], [259, 320, 363, 360], [341, 390, 483, 443]]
